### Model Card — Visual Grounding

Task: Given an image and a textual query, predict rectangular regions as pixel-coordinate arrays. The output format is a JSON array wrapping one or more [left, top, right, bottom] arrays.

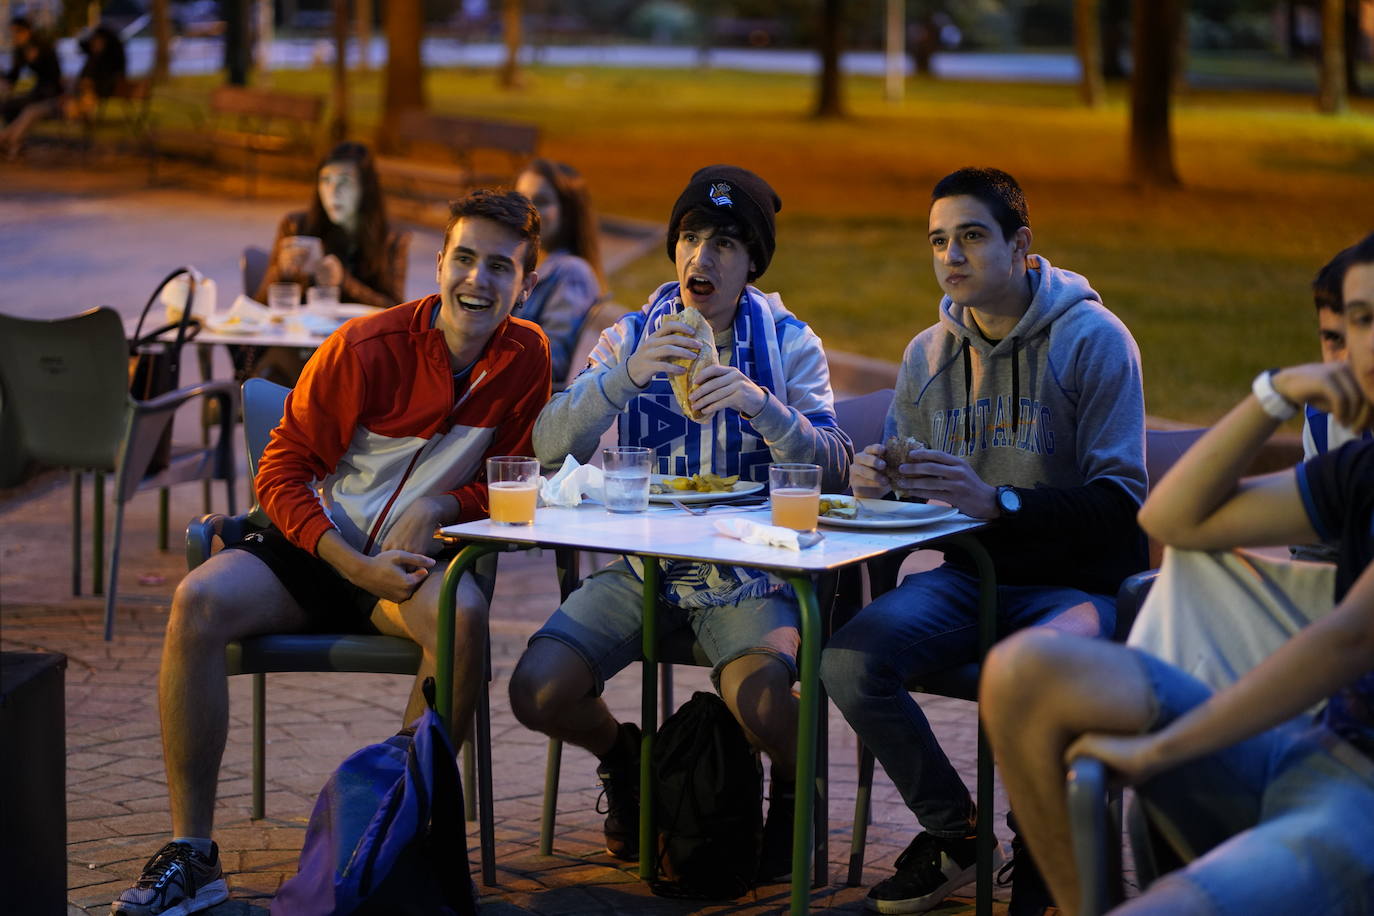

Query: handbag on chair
[[127, 267, 208, 476]]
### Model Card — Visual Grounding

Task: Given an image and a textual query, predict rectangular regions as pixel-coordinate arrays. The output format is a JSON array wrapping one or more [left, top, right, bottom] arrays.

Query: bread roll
[[667, 306, 718, 422], [883, 434, 928, 499]]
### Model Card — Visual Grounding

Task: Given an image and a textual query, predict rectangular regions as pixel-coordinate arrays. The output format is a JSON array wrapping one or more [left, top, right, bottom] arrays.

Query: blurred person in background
[[1, 16, 62, 159], [515, 158, 605, 381]]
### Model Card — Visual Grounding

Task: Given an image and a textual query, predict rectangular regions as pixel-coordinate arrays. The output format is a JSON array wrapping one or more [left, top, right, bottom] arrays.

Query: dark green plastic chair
[[0, 306, 237, 640]]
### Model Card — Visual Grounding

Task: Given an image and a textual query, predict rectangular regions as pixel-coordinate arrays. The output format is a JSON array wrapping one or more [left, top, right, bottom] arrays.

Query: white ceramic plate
[[647, 474, 765, 504], [817, 495, 960, 529]]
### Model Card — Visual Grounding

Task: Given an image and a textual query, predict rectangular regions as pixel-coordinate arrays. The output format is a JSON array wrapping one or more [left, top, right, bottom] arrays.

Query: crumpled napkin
[[713, 517, 801, 551], [207, 295, 272, 332], [539, 455, 605, 507]]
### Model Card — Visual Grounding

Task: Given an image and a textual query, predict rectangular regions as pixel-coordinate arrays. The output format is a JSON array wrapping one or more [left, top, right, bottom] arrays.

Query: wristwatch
[[1251, 369, 1298, 421], [996, 485, 1021, 518]]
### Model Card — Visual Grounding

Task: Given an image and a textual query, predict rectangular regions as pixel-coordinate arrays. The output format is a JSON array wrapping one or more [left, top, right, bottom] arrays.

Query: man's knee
[[820, 641, 882, 712], [508, 639, 591, 733], [168, 564, 237, 645], [719, 653, 794, 737]]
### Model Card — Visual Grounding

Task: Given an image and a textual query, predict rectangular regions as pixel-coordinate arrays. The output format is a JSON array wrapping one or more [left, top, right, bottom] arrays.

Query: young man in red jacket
[[111, 190, 552, 916]]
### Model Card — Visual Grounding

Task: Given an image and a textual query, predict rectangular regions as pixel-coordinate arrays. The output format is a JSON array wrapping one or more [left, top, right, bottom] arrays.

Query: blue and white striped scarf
[[620, 283, 790, 608]]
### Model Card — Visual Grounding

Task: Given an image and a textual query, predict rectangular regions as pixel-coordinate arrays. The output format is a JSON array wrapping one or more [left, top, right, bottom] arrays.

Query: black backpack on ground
[[649, 691, 763, 900]]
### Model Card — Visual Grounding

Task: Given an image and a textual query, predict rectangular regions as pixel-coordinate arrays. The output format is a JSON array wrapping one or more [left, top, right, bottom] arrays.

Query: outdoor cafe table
[[435, 503, 997, 915]]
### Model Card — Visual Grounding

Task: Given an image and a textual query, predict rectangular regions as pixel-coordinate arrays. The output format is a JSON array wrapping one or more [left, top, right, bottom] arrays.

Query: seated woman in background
[[255, 140, 409, 309], [515, 158, 604, 381]]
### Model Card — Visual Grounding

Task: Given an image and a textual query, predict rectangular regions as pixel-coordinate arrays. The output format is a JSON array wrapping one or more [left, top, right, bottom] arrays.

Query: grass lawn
[[171, 63, 1374, 422]]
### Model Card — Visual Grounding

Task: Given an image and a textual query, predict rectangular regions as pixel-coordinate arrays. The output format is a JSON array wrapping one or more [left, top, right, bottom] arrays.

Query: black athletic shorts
[[223, 524, 381, 633]]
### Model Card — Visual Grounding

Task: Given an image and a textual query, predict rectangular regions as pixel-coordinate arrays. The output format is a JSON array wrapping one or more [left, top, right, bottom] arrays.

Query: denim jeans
[[821, 564, 1115, 837], [1118, 650, 1374, 915]]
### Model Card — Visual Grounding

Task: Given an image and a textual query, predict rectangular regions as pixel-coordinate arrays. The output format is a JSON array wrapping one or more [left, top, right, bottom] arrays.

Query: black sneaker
[[595, 722, 641, 861], [109, 841, 228, 915], [866, 831, 996, 914], [998, 830, 1055, 916]]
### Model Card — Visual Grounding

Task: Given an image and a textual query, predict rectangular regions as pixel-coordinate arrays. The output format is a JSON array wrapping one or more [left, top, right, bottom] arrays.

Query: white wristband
[[1252, 369, 1298, 421]]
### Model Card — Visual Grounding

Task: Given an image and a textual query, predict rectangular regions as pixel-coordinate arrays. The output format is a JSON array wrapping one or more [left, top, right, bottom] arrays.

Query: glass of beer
[[487, 456, 540, 526], [769, 463, 821, 532]]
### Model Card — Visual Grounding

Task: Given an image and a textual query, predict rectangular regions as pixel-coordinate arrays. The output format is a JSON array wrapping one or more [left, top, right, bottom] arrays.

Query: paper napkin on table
[[539, 455, 604, 507], [207, 295, 272, 332], [713, 517, 801, 551]]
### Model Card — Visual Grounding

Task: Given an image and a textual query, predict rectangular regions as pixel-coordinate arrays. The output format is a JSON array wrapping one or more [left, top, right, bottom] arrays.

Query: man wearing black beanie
[[511, 164, 853, 885]]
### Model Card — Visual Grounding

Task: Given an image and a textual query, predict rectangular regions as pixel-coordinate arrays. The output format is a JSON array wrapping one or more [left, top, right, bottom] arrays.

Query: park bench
[[151, 85, 325, 195], [377, 109, 539, 211]]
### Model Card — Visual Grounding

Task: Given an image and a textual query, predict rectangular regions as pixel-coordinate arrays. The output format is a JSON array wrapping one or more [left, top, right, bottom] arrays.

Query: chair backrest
[[243, 377, 290, 477], [1145, 427, 1208, 492], [834, 388, 895, 453], [560, 299, 631, 389], [241, 245, 270, 299], [0, 307, 130, 472]]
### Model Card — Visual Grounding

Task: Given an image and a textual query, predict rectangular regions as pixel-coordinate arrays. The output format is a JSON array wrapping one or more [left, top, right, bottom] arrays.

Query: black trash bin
[[1, 651, 68, 915]]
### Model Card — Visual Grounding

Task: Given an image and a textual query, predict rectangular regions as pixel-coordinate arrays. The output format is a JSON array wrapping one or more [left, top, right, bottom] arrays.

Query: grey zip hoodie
[[887, 255, 1148, 594]]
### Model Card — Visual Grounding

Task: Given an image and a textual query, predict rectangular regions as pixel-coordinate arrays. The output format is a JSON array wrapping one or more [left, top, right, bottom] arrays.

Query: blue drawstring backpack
[[271, 679, 478, 915]]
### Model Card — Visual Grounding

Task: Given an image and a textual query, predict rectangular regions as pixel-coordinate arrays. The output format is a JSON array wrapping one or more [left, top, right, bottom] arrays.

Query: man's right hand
[[626, 318, 703, 388], [1275, 362, 1374, 431], [850, 443, 893, 499], [343, 550, 435, 603]]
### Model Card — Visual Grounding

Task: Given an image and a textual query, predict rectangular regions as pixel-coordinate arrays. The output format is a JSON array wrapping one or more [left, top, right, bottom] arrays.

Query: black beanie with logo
[[666, 165, 782, 281]]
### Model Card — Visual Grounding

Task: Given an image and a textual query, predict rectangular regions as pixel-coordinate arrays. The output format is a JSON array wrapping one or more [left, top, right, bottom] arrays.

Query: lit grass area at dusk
[[164, 63, 1374, 422]]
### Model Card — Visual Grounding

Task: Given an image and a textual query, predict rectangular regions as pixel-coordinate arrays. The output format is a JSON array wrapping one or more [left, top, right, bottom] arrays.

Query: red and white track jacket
[[256, 295, 551, 556]]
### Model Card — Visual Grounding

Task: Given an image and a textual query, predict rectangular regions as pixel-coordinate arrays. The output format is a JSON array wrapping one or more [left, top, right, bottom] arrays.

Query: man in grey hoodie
[[820, 167, 1148, 915], [508, 165, 852, 882]]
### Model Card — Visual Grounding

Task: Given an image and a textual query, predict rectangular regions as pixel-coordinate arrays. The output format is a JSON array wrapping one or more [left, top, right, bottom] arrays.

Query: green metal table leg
[[783, 573, 822, 916], [638, 559, 659, 882], [435, 542, 505, 738], [159, 487, 170, 552], [944, 532, 997, 916]]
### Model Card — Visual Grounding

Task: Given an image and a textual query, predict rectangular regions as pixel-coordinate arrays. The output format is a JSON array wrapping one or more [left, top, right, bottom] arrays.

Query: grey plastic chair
[[0, 307, 237, 640], [186, 377, 501, 884], [241, 245, 270, 299]]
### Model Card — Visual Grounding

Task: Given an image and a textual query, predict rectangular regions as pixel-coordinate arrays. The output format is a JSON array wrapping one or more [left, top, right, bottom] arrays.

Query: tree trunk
[[814, 0, 845, 118], [380, 0, 425, 148], [1075, 0, 1104, 106], [1128, 0, 1182, 187], [884, 0, 904, 101], [356, 0, 373, 70], [224, 0, 251, 85], [331, 0, 349, 142], [1318, 0, 1348, 112], [1343, 0, 1360, 97], [499, 0, 522, 90], [151, 0, 172, 82]]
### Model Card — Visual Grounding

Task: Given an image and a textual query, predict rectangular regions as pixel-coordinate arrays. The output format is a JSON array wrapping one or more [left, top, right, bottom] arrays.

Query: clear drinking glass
[[306, 285, 340, 310], [769, 463, 822, 531], [602, 446, 652, 514], [487, 456, 540, 526], [267, 281, 302, 311]]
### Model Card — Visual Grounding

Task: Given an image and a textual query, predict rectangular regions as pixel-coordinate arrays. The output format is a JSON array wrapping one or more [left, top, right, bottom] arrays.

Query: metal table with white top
[[435, 501, 996, 915]]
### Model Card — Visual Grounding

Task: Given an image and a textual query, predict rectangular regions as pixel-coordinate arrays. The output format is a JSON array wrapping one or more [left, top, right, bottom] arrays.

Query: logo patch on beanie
[[708, 182, 734, 207]]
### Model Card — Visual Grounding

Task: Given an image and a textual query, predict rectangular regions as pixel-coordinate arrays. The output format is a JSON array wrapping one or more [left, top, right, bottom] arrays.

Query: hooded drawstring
[[1010, 336, 1021, 438], [961, 337, 973, 453]]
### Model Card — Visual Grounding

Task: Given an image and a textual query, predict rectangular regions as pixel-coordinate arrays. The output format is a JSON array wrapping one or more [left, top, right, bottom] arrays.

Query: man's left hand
[[380, 496, 455, 556], [689, 365, 768, 419], [892, 449, 999, 518]]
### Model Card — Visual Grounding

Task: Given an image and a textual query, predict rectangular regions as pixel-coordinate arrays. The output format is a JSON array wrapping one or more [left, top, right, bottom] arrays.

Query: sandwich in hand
[[883, 434, 928, 499], [667, 306, 718, 423]]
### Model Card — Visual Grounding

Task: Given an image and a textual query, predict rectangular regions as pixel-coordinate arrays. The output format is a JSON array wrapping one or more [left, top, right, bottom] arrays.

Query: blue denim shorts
[[1127, 650, 1374, 915], [530, 558, 800, 695]]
